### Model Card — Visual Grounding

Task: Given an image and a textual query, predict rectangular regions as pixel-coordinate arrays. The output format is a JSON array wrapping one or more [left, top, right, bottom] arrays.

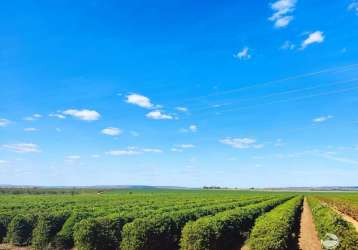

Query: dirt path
[[298, 198, 322, 250], [0, 244, 30, 250], [332, 207, 358, 233]]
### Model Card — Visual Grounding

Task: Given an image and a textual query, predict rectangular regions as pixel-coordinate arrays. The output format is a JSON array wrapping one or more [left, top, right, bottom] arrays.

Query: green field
[[0, 189, 358, 250]]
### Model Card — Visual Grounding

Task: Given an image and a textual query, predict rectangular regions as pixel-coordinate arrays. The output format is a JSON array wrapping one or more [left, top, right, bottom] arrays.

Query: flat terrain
[[298, 198, 321, 250]]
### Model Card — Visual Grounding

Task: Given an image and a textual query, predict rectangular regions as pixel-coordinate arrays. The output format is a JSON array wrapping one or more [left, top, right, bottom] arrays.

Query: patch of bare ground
[[0, 244, 30, 250], [298, 198, 322, 250], [331, 207, 358, 233]]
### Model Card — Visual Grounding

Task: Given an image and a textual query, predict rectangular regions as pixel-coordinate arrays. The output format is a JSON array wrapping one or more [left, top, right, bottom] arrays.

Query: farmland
[[0, 189, 358, 250]]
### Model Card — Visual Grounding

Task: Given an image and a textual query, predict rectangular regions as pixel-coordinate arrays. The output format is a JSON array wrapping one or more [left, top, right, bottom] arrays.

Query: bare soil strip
[[0, 244, 29, 250], [298, 198, 322, 250], [331, 207, 358, 233]]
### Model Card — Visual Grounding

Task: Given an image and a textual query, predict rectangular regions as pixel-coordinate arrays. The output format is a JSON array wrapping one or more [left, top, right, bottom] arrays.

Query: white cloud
[[2, 143, 41, 153], [0, 160, 9, 165], [177, 144, 195, 149], [234, 47, 251, 60], [269, 0, 297, 28], [146, 110, 173, 120], [66, 155, 81, 160], [49, 113, 66, 119], [91, 154, 101, 158], [176, 107, 188, 112], [313, 115, 334, 123], [171, 148, 183, 152], [106, 149, 142, 156], [101, 127, 122, 136], [220, 138, 264, 149], [0, 118, 11, 127], [142, 148, 163, 153], [189, 125, 198, 132], [348, 1, 358, 15], [24, 128, 38, 132], [301, 31, 325, 49], [281, 40, 295, 50], [62, 109, 100, 121], [24, 114, 42, 121], [180, 124, 198, 133], [274, 138, 285, 147], [126, 93, 154, 109]]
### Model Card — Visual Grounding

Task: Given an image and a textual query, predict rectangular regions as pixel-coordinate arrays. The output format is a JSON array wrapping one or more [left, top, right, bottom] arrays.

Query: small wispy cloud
[[24, 114, 42, 121], [171, 144, 195, 152], [180, 124, 198, 133], [269, 0, 297, 28], [0, 160, 9, 165], [62, 109, 101, 121], [49, 113, 66, 119], [126, 93, 154, 109], [348, 1, 358, 15], [66, 155, 81, 160], [2, 143, 41, 153], [130, 131, 140, 137], [301, 31, 325, 49], [101, 127, 122, 136], [24, 128, 38, 132], [106, 149, 142, 156], [0, 118, 11, 127], [220, 138, 264, 149], [142, 148, 163, 153], [281, 40, 295, 50], [313, 115, 334, 123], [146, 110, 173, 120], [234, 47, 251, 60], [176, 107, 188, 112]]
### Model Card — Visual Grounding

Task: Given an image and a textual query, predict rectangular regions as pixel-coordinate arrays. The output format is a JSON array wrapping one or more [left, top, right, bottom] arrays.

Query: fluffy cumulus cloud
[[146, 110, 173, 120], [348, 1, 358, 15], [101, 127, 122, 136], [269, 0, 297, 28], [301, 31, 325, 49], [313, 115, 334, 123], [220, 138, 264, 149], [126, 93, 154, 109], [62, 109, 100, 121], [0, 118, 11, 127], [2, 143, 41, 153], [234, 47, 251, 60]]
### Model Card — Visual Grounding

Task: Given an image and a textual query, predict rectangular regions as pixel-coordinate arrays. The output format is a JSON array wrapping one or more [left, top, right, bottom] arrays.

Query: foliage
[[308, 197, 358, 250], [248, 196, 303, 250]]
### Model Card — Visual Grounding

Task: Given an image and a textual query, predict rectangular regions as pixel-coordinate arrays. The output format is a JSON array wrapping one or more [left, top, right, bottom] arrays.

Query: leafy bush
[[6, 214, 36, 246], [74, 214, 130, 250], [0, 213, 13, 243], [308, 197, 358, 250], [180, 197, 290, 250], [248, 196, 303, 250], [50, 211, 91, 249], [32, 211, 70, 250]]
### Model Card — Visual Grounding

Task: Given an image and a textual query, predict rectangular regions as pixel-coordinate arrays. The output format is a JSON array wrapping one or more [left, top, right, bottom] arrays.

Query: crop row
[[179, 196, 293, 250], [308, 197, 358, 250], [315, 196, 358, 222], [247, 196, 303, 250], [0, 194, 278, 249]]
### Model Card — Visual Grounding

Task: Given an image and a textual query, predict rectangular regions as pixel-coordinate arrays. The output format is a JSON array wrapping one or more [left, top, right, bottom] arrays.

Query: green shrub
[[74, 214, 131, 250], [308, 197, 358, 250], [248, 196, 303, 250], [180, 197, 290, 250], [6, 214, 36, 246], [0, 213, 13, 243], [50, 211, 91, 249], [32, 211, 70, 250]]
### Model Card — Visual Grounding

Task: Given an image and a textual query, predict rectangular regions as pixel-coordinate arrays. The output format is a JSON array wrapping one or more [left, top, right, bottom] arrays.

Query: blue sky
[[1, 0, 358, 188]]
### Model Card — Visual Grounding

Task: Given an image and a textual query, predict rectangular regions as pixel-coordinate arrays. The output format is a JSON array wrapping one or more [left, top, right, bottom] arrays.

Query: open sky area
[[1, 0, 358, 188]]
